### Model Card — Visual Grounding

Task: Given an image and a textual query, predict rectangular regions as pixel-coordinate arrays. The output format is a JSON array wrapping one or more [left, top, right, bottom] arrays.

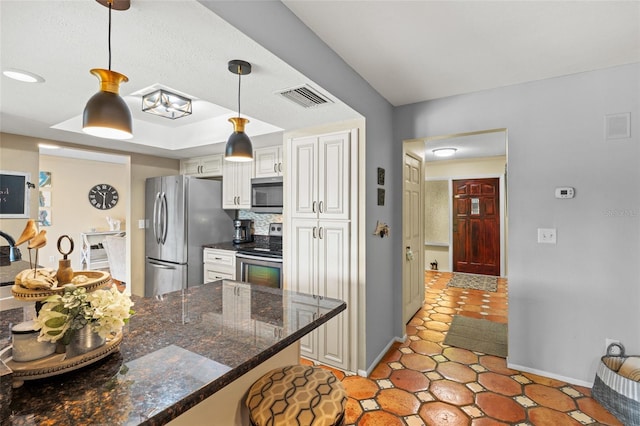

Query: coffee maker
[[233, 219, 254, 244]]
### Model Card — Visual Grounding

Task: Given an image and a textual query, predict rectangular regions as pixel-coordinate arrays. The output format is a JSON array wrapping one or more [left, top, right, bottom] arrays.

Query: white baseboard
[[359, 334, 406, 377], [507, 362, 593, 388]]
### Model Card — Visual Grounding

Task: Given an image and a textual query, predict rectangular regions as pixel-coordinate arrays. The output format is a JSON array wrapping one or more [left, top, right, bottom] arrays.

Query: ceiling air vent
[[277, 84, 333, 108]]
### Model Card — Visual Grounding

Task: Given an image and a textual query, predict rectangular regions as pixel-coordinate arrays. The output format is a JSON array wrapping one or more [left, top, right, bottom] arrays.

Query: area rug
[[443, 315, 507, 357], [447, 272, 498, 292]]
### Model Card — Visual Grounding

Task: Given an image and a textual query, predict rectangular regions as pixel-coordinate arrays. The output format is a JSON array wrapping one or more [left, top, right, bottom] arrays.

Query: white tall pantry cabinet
[[286, 129, 358, 372]]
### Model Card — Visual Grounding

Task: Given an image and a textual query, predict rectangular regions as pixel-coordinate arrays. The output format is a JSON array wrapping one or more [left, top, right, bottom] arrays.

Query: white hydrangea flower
[[33, 284, 134, 343]]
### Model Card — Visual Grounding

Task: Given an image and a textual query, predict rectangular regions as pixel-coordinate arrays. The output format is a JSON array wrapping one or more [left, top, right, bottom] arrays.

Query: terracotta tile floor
[[304, 271, 623, 426]]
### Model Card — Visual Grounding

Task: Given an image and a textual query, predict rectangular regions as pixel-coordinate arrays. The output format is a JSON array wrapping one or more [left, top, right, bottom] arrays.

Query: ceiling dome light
[[3, 68, 45, 83], [82, 0, 132, 140], [433, 148, 457, 157], [225, 59, 253, 162]]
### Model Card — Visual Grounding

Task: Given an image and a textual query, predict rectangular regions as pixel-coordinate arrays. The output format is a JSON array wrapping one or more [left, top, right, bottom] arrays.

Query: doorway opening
[[402, 128, 507, 323], [38, 145, 131, 293]]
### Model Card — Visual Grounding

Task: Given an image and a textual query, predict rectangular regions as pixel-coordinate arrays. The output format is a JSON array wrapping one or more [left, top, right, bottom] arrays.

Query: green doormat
[[447, 273, 498, 292], [443, 315, 508, 357]]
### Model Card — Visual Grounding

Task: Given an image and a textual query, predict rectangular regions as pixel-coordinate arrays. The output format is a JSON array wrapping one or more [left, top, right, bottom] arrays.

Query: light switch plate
[[138, 219, 146, 229], [537, 228, 556, 244]]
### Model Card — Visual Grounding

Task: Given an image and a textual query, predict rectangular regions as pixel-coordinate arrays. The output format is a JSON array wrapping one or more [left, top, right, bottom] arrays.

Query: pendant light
[[225, 60, 253, 162], [82, 0, 133, 140]]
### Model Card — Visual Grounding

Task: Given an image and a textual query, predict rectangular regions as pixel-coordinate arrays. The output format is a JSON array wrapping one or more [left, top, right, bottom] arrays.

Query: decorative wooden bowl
[[0, 331, 122, 388], [11, 270, 112, 301]]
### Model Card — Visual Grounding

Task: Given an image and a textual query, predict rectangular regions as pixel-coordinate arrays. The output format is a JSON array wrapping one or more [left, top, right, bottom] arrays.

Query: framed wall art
[[0, 170, 31, 218], [377, 167, 385, 186], [377, 188, 385, 206]]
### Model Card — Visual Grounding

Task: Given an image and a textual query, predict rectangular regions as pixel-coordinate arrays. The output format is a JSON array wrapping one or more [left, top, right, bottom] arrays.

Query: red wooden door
[[452, 178, 500, 276]]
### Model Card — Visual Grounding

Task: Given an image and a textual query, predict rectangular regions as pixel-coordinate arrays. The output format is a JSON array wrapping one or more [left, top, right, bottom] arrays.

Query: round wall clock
[[88, 184, 119, 210]]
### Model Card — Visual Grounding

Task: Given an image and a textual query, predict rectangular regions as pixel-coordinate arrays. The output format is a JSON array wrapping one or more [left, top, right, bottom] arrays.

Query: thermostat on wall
[[555, 187, 575, 199]]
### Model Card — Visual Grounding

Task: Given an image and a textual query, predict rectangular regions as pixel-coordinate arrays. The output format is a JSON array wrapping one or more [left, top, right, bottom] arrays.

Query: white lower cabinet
[[288, 218, 350, 370], [203, 248, 236, 281]]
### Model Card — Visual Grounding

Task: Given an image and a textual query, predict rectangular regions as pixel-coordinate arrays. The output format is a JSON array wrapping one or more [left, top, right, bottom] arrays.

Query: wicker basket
[[592, 342, 640, 425]]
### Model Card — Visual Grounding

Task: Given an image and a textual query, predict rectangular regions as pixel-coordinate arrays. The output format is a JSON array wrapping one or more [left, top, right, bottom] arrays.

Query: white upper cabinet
[[290, 131, 350, 220], [254, 146, 283, 178], [180, 154, 223, 177], [222, 161, 252, 209]]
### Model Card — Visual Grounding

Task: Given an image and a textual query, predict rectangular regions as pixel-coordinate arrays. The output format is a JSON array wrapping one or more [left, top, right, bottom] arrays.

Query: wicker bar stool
[[246, 365, 347, 426]]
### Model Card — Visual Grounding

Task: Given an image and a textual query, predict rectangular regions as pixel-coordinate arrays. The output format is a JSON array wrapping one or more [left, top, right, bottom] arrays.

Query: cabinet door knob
[[319, 201, 324, 213], [312, 201, 317, 213], [312, 226, 317, 239], [319, 227, 324, 239], [274, 163, 278, 173], [278, 163, 282, 173]]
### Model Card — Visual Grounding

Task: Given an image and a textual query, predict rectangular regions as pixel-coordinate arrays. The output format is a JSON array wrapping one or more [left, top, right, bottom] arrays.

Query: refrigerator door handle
[[148, 260, 177, 270], [153, 192, 162, 244], [160, 192, 168, 245]]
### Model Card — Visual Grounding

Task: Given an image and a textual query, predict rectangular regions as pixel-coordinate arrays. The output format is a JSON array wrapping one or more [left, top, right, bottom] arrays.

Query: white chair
[[102, 235, 126, 287]]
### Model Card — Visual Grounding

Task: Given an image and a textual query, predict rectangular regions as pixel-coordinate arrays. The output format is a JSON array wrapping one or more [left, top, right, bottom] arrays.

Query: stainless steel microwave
[[251, 176, 283, 213]]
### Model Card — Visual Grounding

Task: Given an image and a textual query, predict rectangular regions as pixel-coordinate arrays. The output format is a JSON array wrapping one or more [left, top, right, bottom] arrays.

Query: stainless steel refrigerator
[[145, 175, 234, 297]]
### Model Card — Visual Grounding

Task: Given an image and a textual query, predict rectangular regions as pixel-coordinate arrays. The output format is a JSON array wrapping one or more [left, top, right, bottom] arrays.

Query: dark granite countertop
[[0, 281, 346, 425], [203, 240, 243, 251], [203, 236, 273, 252]]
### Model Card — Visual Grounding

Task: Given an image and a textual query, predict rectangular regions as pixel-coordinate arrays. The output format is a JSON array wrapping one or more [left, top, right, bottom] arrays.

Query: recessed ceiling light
[[2, 68, 45, 83], [433, 148, 457, 157]]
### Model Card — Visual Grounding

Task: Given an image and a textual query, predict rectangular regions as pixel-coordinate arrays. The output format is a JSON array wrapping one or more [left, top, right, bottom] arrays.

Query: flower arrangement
[[34, 283, 134, 344]]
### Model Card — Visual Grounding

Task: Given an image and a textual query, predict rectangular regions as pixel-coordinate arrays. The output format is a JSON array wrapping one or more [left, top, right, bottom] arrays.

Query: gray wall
[[395, 63, 640, 384], [202, 1, 398, 371], [202, 1, 639, 383]]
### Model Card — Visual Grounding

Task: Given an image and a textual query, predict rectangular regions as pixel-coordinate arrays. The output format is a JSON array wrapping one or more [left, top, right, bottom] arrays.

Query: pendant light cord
[[108, 0, 112, 71], [237, 65, 241, 118]]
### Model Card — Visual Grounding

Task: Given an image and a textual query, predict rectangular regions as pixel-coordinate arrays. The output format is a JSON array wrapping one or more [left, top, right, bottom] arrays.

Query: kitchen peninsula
[[0, 280, 346, 425]]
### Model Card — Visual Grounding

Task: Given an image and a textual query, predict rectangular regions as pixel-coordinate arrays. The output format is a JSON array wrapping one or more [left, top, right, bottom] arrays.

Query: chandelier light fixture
[[225, 59, 253, 162], [82, 0, 133, 140], [142, 89, 192, 119], [432, 148, 457, 158]]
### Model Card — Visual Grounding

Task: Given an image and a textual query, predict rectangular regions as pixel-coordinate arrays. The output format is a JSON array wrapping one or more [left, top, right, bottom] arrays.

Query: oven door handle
[[236, 253, 284, 263]]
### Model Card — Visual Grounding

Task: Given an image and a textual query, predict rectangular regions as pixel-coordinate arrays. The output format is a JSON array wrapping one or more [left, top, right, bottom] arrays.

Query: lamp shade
[[83, 68, 132, 140], [225, 117, 253, 162]]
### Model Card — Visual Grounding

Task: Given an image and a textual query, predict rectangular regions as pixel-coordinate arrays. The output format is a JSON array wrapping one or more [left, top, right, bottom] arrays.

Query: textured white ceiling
[[1, 1, 638, 160], [283, 1, 640, 106], [0, 0, 359, 159]]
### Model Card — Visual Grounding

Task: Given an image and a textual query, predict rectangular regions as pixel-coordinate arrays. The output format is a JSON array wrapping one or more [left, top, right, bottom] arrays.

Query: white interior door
[[403, 152, 424, 324]]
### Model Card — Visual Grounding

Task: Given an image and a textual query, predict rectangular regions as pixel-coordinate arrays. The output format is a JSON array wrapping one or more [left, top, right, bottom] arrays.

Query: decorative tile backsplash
[[238, 211, 283, 235]]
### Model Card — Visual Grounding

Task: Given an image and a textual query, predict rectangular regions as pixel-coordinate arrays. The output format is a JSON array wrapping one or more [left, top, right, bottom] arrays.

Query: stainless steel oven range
[[236, 223, 283, 289]]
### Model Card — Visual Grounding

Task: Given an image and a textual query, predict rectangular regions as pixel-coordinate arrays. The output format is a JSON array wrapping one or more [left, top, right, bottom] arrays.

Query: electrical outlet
[[537, 228, 557, 244], [138, 219, 146, 229]]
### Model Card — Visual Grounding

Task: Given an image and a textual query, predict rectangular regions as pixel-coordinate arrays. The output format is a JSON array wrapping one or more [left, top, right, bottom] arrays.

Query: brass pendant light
[[82, 0, 133, 140], [225, 60, 253, 162]]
